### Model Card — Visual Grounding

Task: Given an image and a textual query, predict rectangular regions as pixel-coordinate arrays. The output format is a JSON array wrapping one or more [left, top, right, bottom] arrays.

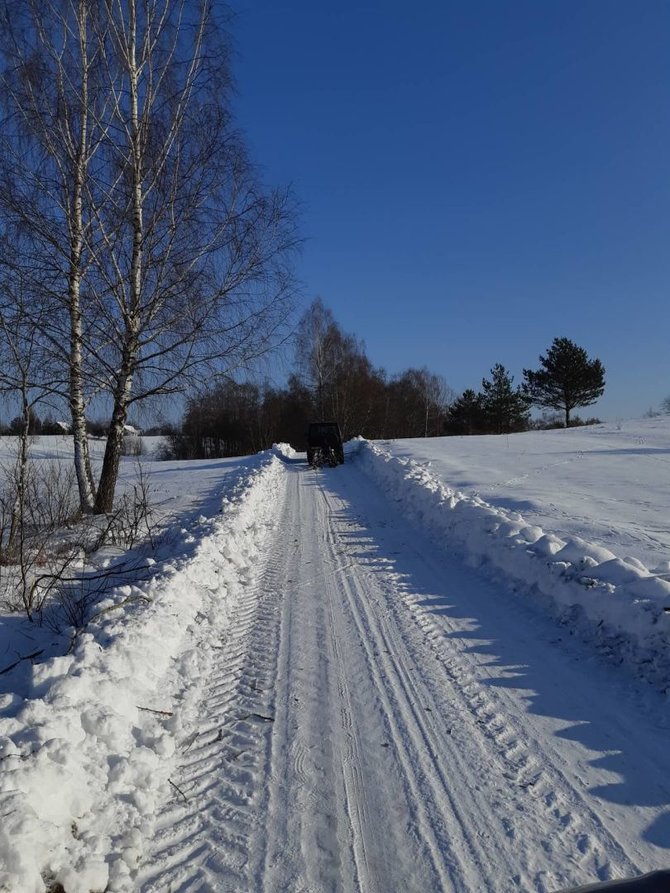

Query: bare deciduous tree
[[402, 367, 453, 437], [295, 298, 342, 419], [294, 298, 377, 436], [0, 255, 66, 617], [0, 0, 111, 510], [0, 0, 298, 514], [93, 0, 298, 511]]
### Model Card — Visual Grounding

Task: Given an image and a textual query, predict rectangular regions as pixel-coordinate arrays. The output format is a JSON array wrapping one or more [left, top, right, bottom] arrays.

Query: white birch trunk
[[95, 0, 143, 513], [68, 0, 96, 511]]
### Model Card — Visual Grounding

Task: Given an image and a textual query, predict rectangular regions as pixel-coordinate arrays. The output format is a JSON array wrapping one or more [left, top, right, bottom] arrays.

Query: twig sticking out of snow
[[168, 778, 187, 802], [136, 705, 173, 717]]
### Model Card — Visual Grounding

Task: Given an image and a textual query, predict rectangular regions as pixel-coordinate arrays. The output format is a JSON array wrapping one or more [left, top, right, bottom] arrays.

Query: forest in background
[[161, 299, 605, 459]]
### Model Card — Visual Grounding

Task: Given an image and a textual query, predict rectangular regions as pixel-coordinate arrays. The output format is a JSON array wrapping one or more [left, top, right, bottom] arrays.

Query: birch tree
[[88, 0, 297, 512], [1, 0, 298, 514], [295, 298, 341, 419], [0, 0, 109, 511], [403, 367, 453, 437], [295, 299, 375, 436]]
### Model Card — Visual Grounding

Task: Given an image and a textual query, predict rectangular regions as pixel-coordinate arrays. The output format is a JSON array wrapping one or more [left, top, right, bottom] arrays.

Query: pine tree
[[446, 389, 485, 435], [481, 364, 530, 434], [522, 338, 605, 428]]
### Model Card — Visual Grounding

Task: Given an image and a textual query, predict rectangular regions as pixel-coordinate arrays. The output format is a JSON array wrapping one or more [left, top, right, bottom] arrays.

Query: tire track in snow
[[254, 472, 356, 893], [327, 461, 660, 890], [392, 548, 646, 886], [256, 463, 647, 892], [407, 592, 646, 885], [317, 482, 508, 893], [138, 481, 288, 892], [256, 467, 469, 893]]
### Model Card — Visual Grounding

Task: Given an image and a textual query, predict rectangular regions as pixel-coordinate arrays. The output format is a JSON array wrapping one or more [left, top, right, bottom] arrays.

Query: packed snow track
[[139, 456, 670, 893]]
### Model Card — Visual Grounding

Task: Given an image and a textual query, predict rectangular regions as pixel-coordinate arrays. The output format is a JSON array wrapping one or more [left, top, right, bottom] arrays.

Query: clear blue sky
[[231, 1, 669, 421]]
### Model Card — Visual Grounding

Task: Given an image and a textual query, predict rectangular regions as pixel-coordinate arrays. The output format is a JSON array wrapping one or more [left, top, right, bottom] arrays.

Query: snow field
[[0, 452, 286, 893], [382, 419, 670, 571], [355, 439, 670, 689]]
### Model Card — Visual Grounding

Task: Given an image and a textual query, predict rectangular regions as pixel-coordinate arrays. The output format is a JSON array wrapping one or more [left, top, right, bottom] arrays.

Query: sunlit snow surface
[[0, 424, 669, 892], [382, 417, 670, 571]]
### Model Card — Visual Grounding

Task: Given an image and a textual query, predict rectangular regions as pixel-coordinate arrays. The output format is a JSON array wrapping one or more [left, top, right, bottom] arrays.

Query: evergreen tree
[[523, 337, 605, 428], [445, 389, 485, 435], [481, 364, 530, 434]]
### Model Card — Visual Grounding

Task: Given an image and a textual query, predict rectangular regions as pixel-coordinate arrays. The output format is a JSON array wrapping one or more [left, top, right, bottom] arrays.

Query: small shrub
[[94, 463, 156, 551], [27, 461, 79, 531], [0, 451, 159, 627], [121, 434, 144, 457]]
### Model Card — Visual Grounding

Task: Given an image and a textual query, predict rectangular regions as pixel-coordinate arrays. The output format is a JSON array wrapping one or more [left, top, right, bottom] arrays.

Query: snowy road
[[138, 457, 670, 893]]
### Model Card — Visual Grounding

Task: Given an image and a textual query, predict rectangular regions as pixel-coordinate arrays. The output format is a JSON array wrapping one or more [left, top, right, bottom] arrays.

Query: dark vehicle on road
[[306, 421, 344, 467]]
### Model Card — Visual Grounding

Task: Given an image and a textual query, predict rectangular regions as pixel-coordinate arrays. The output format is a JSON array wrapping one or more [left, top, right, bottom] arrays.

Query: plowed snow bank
[[356, 440, 670, 689], [0, 452, 285, 893]]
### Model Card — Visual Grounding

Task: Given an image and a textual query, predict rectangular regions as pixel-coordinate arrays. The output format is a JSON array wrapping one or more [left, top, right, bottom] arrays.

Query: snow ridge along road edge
[[354, 439, 670, 690], [0, 451, 286, 893]]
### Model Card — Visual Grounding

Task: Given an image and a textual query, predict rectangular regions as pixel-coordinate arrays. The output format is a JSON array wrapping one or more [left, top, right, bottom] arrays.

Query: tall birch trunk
[[94, 351, 135, 513], [94, 0, 143, 514], [68, 0, 95, 511]]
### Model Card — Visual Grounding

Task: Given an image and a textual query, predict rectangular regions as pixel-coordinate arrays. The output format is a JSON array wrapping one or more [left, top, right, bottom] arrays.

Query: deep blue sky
[[231, 1, 669, 421]]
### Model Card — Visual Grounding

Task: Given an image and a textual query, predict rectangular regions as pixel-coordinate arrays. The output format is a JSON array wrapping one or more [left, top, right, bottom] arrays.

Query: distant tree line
[[5, 299, 604, 458], [165, 299, 453, 458], [0, 410, 69, 436], [165, 302, 605, 458], [0, 413, 154, 437]]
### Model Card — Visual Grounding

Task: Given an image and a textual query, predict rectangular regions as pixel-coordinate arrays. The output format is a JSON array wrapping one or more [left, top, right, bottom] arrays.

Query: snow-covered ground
[[357, 425, 670, 691], [1, 423, 669, 892], [381, 418, 670, 571]]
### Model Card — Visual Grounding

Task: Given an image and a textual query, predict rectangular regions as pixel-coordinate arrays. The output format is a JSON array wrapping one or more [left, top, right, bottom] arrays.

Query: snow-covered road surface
[[138, 457, 670, 893]]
